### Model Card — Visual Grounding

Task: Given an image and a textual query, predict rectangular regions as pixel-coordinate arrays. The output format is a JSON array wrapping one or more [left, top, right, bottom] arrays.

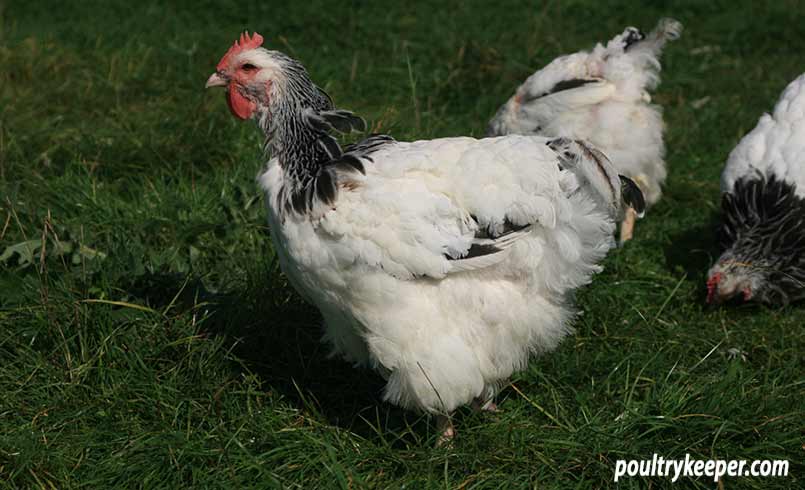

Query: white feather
[[488, 18, 682, 206], [721, 73, 805, 196], [259, 134, 623, 413]]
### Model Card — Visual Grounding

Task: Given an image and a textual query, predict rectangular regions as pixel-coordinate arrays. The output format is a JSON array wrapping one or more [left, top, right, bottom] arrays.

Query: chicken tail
[[628, 18, 683, 57], [619, 175, 646, 218], [600, 17, 682, 97]]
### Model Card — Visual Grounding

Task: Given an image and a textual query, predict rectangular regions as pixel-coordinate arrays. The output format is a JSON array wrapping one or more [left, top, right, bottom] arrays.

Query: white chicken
[[487, 18, 682, 242], [707, 73, 805, 305], [206, 32, 645, 441]]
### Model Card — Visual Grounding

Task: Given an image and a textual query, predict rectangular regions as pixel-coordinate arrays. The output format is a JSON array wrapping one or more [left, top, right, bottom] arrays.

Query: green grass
[[2, 0, 805, 488]]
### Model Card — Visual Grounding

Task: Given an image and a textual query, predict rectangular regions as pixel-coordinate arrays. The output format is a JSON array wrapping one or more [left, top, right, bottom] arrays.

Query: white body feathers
[[487, 19, 681, 205], [721, 73, 805, 196], [259, 135, 625, 414]]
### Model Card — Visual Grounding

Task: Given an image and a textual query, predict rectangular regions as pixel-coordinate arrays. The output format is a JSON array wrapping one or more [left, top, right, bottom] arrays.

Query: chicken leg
[[436, 415, 455, 447], [471, 397, 500, 412], [619, 207, 638, 244]]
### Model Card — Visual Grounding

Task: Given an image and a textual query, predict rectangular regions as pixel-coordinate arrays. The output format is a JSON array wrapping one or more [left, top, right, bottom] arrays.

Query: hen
[[487, 18, 682, 242], [206, 32, 645, 441], [707, 73, 805, 305]]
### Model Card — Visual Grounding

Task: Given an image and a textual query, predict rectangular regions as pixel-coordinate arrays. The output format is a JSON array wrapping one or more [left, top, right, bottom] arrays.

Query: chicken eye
[[241, 63, 258, 71]]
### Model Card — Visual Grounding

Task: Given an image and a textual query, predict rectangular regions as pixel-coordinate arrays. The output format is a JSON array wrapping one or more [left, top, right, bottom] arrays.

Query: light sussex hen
[[487, 18, 682, 242], [707, 73, 805, 305], [206, 32, 645, 442]]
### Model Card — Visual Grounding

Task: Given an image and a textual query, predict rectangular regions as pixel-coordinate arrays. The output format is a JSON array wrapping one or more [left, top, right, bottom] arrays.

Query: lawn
[[1, 0, 804, 488]]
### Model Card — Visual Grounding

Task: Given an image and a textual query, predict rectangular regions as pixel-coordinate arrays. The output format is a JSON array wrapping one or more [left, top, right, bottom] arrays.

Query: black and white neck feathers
[[256, 52, 334, 181], [254, 51, 388, 216], [716, 174, 805, 304]]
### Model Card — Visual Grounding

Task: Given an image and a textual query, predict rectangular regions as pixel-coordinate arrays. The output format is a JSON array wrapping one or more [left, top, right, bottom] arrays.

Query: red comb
[[216, 31, 264, 71], [706, 272, 722, 304]]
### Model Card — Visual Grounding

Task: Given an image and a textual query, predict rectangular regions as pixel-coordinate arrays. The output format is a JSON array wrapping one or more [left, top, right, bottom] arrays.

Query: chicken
[[706, 73, 805, 305], [206, 32, 645, 442], [487, 18, 682, 242]]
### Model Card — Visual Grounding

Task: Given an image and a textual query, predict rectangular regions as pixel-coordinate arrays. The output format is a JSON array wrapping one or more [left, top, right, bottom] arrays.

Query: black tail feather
[[622, 27, 646, 51], [620, 175, 646, 217]]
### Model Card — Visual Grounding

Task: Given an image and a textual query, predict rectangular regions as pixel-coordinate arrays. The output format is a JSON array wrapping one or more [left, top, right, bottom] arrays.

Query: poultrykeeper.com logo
[[614, 454, 789, 483]]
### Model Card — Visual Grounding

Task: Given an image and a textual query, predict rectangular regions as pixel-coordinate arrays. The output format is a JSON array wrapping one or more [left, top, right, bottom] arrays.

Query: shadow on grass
[[190, 276, 429, 446], [122, 264, 545, 447], [663, 216, 720, 284]]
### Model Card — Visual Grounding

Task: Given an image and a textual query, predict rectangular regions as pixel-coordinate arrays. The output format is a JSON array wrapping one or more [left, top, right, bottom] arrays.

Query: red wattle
[[706, 272, 721, 304], [227, 83, 256, 120]]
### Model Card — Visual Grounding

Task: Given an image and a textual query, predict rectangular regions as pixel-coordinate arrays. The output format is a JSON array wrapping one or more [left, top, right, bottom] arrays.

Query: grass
[[2, 0, 805, 487]]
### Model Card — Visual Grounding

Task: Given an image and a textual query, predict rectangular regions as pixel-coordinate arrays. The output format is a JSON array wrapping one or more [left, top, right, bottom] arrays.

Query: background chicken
[[206, 32, 645, 442], [487, 18, 682, 242], [707, 73, 805, 305]]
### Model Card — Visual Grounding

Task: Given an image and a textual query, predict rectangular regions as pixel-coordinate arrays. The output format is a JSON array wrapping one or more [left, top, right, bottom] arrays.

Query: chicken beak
[[205, 72, 227, 89]]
